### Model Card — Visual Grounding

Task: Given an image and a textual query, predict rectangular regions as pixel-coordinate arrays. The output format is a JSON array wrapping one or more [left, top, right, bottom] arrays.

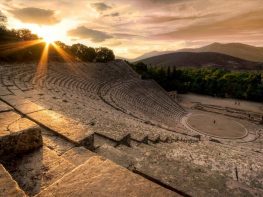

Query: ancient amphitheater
[[0, 60, 263, 196]]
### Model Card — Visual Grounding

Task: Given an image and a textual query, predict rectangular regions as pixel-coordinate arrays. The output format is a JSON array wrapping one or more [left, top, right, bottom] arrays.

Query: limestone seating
[[36, 156, 177, 197], [1, 61, 185, 125], [100, 80, 185, 128], [0, 62, 197, 144]]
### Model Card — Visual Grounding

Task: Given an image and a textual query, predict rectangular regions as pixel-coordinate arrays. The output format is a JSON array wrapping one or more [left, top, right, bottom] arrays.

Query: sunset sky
[[1, 0, 263, 59]]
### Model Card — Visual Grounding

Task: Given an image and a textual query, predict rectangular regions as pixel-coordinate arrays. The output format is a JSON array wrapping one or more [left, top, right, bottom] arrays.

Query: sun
[[34, 27, 60, 44], [43, 35, 56, 44], [39, 31, 59, 44]]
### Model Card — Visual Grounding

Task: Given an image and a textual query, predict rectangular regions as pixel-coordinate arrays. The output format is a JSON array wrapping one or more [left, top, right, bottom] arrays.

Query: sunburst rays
[[0, 38, 80, 86], [0, 39, 43, 55]]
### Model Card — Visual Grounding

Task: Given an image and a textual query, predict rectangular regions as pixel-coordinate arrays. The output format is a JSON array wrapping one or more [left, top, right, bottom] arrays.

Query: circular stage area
[[186, 113, 248, 139]]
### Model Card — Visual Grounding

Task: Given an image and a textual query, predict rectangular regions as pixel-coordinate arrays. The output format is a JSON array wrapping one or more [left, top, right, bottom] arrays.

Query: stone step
[[95, 144, 134, 169], [36, 156, 177, 197], [3, 146, 76, 196], [0, 111, 43, 160], [0, 164, 26, 197], [62, 146, 96, 166], [93, 134, 117, 148], [42, 128, 75, 156], [27, 110, 94, 149], [1, 95, 94, 149], [95, 130, 130, 144], [116, 144, 145, 162]]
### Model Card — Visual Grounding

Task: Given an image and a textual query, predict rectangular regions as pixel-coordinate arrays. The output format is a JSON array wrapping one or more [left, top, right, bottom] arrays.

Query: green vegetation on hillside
[[130, 62, 263, 102], [0, 12, 114, 63]]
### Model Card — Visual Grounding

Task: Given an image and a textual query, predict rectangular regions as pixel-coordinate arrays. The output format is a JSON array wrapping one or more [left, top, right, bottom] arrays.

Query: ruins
[[0, 60, 262, 196]]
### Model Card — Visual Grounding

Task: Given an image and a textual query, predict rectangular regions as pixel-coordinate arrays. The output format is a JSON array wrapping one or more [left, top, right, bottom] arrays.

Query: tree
[[71, 43, 96, 62], [15, 29, 38, 41], [95, 47, 115, 63]]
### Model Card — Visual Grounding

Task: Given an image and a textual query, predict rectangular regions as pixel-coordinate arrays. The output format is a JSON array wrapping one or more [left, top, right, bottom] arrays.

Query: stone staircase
[[36, 156, 176, 197], [0, 97, 179, 196]]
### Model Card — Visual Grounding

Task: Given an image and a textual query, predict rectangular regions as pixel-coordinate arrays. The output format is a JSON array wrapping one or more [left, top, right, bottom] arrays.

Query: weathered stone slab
[[0, 164, 26, 197], [37, 156, 177, 197], [4, 146, 75, 196], [16, 101, 45, 114], [42, 129, 75, 156], [28, 110, 94, 148], [96, 144, 134, 168], [1, 95, 30, 107], [0, 100, 13, 112], [0, 111, 43, 158], [62, 146, 95, 166]]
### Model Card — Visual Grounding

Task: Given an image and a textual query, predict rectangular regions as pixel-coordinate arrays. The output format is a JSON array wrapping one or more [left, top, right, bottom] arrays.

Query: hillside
[[139, 52, 262, 70], [178, 43, 263, 62], [131, 51, 174, 62]]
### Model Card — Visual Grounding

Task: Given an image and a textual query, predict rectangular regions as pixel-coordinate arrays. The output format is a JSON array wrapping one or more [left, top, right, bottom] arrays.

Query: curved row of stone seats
[[0, 61, 195, 142], [100, 79, 185, 129]]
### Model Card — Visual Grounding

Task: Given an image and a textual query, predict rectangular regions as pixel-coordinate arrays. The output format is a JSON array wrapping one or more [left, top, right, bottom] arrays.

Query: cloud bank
[[10, 7, 60, 25]]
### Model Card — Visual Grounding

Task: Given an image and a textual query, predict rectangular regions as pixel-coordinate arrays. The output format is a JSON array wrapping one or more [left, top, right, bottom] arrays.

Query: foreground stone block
[[0, 111, 43, 158], [0, 164, 26, 197], [37, 156, 177, 197], [28, 110, 94, 149], [4, 146, 75, 196]]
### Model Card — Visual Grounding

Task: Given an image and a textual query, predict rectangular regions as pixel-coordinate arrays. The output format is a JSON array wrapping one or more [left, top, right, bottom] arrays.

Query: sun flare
[[43, 36, 56, 44], [34, 27, 60, 44]]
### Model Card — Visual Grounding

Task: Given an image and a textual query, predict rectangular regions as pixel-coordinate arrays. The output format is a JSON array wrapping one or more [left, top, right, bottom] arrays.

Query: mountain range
[[138, 52, 262, 70], [131, 42, 263, 63]]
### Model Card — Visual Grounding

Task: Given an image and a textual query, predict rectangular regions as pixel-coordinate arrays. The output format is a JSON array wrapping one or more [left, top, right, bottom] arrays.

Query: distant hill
[[131, 51, 174, 62], [178, 43, 263, 62], [139, 52, 263, 70]]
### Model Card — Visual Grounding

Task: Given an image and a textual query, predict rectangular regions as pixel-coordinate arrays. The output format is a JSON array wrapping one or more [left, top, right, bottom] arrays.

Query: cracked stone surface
[[61, 146, 96, 166], [3, 146, 75, 196], [28, 110, 94, 147], [37, 156, 178, 197], [0, 164, 26, 197], [0, 111, 43, 158]]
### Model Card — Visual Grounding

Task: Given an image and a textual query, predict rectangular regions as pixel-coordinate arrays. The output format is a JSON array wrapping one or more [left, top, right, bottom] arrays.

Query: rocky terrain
[[0, 60, 262, 196]]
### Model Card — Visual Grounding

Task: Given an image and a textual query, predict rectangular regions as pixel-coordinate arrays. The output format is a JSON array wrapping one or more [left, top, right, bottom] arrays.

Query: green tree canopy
[[95, 47, 115, 63]]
